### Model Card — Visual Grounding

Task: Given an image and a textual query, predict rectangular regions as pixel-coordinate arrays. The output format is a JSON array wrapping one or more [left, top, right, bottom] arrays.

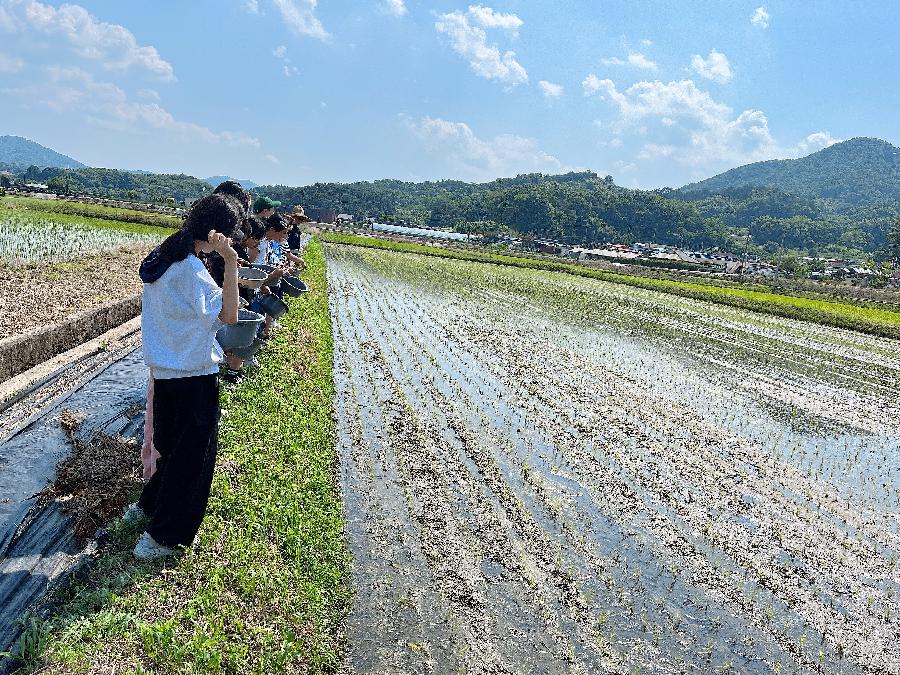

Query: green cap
[[253, 196, 282, 213]]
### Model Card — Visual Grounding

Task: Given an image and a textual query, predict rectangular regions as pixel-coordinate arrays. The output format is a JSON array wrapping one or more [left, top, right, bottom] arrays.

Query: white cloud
[[640, 38, 653, 47], [244, 0, 261, 14], [467, 4, 523, 32], [538, 80, 563, 98], [434, 7, 527, 86], [751, 6, 769, 28], [0, 51, 23, 72], [403, 115, 565, 180], [0, 0, 175, 80], [271, 0, 329, 40], [381, 0, 407, 17], [137, 88, 160, 100], [690, 49, 733, 84], [265, 153, 281, 164], [602, 52, 657, 71], [272, 44, 298, 77], [791, 131, 839, 157], [4, 66, 259, 148], [583, 76, 789, 167]]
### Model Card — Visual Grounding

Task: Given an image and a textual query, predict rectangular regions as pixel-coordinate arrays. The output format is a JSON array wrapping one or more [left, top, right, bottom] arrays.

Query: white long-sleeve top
[[141, 255, 224, 379]]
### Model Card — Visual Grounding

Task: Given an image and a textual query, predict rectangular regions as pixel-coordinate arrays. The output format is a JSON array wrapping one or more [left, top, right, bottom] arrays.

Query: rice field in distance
[[0, 211, 166, 265], [328, 242, 899, 674]]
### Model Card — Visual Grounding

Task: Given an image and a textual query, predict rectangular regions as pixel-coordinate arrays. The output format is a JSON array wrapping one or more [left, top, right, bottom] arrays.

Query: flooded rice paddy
[[326, 244, 900, 675]]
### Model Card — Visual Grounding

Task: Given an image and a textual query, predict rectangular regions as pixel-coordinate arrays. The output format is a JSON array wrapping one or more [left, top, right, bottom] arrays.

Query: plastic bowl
[[256, 293, 289, 319], [251, 263, 282, 288], [229, 337, 264, 360], [216, 309, 265, 351], [281, 275, 308, 297], [238, 267, 267, 289]]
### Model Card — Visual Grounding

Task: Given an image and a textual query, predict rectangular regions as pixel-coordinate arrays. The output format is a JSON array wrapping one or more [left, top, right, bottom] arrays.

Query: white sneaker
[[133, 531, 174, 559], [122, 502, 147, 524]]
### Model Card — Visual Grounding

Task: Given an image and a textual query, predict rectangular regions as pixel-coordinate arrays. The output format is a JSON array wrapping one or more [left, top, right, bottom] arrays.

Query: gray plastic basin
[[216, 309, 265, 351]]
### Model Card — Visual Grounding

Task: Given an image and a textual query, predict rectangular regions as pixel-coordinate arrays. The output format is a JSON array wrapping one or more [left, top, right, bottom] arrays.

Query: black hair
[[158, 194, 243, 263], [265, 212, 287, 232], [213, 180, 251, 211], [243, 216, 266, 241]]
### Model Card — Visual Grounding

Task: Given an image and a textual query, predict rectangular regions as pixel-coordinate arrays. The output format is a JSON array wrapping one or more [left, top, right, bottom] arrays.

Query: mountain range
[[2, 133, 898, 255], [204, 176, 258, 190], [676, 137, 900, 208], [0, 135, 84, 171]]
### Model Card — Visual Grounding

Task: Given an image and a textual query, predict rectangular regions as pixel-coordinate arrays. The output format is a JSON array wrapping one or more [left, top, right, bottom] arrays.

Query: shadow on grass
[[2, 504, 173, 675]]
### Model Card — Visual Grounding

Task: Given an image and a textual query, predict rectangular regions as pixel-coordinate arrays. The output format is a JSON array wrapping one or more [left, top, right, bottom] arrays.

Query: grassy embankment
[[324, 233, 900, 339], [1, 196, 181, 231], [16, 239, 349, 674]]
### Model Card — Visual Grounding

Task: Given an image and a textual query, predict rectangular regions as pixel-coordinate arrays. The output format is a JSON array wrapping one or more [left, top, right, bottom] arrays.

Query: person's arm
[[209, 231, 239, 324]]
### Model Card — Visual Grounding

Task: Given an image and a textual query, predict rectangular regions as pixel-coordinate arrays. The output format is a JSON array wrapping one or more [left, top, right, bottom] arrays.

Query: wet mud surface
[[327, 244, 900, 675]]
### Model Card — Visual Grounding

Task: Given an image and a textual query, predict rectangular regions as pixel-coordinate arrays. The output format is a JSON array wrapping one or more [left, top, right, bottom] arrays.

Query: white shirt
[[141, 255, 224, 379]]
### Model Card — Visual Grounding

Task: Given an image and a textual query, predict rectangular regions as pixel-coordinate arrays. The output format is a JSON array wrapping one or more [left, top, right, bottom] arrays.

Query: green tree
[[886, 218, 900, 262]]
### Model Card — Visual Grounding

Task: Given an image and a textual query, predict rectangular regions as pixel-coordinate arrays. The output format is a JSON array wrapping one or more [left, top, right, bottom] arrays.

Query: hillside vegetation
[[676, 137, 900, 208], [0, 135, 84, 170], [21, 166, 212, 204]]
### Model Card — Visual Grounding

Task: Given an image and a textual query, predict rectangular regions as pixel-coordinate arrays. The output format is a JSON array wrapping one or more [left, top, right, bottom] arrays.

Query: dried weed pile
[[39, 409, 143, 542]]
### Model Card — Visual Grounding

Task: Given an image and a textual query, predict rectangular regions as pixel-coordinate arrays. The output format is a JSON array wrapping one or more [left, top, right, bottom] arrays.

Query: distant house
[[307, 207, 338, 224], [0, 171, 14, 188], [336, 213, 354, 224]]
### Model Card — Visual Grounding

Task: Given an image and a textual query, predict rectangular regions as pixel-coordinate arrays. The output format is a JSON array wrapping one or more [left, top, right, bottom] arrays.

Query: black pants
[[138, 374, 220, 548]]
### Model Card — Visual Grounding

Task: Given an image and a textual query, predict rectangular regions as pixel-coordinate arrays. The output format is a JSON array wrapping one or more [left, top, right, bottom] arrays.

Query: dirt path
[[327, 244, 899, 675], [0, 247, 149, 341]]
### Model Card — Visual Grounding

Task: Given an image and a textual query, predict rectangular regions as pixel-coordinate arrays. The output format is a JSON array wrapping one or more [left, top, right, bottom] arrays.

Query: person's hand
[[260, 286, 272, 295], [273, 268, 285, 278], [208, 230, 238, 260]]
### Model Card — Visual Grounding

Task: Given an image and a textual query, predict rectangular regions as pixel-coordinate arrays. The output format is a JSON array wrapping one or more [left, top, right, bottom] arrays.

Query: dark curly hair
[[158, 194, 243, 263], [243, 216, 266, 241], [265, 212, 287, 232], [213, 180, 251, 213]]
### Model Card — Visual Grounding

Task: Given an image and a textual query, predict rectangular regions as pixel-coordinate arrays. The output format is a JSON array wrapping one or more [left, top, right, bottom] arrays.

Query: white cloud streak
[[467, 4, 523, 32], [583, 75, 833, 169], [435, 7, 527, 86], [538, 80, 563, 98], [271, 0, 329, 40], [751, 6, 770, 28], [690, 49, 733, 84], [403, 115, 564, 180], [381, 0, 407, 17], [0, 0, 175, 80], [4, 66, 259, 148], [602, 52, 657, 71]]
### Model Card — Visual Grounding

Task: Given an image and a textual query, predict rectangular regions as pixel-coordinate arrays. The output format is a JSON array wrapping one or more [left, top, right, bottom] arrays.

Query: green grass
[[323, 233, 900, 339], [17, 239, 350, 674], [1, 196, 181, 230]]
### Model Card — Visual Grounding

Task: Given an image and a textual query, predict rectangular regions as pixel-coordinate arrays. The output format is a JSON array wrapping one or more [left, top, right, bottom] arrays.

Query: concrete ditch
[[0, 294, 141, 384]]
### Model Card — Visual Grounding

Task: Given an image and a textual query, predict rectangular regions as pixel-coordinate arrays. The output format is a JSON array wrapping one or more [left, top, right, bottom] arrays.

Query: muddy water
[[327, 244, 900, 675]]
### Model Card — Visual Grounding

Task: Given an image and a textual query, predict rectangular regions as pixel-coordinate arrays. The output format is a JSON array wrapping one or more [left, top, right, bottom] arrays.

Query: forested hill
[[676, 137, 900, 208], [22, 166, 212, 204], [256, 172, 729, 249], [0, 135, 84, 170]]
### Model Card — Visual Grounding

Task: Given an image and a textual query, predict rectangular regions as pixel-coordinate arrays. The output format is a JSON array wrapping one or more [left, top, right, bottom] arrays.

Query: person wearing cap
[[253, 195, 281, 219]]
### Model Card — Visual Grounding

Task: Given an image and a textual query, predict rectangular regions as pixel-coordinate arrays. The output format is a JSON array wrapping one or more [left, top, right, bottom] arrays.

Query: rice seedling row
[[0, 212, 165, 265], [327, 243, 900, 674]]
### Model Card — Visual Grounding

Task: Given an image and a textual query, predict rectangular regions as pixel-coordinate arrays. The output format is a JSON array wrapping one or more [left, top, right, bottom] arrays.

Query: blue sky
[[0, 0, 897, 188]]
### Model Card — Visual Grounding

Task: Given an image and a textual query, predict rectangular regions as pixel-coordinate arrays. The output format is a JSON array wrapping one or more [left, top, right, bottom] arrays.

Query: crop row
[[1, 195, 181, 230], [0, 212, 165, 265], [323, 233, 900, 339]]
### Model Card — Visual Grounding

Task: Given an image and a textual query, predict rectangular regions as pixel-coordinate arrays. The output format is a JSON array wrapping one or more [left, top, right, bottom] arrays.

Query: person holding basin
[[128, 193, 242, 559]]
